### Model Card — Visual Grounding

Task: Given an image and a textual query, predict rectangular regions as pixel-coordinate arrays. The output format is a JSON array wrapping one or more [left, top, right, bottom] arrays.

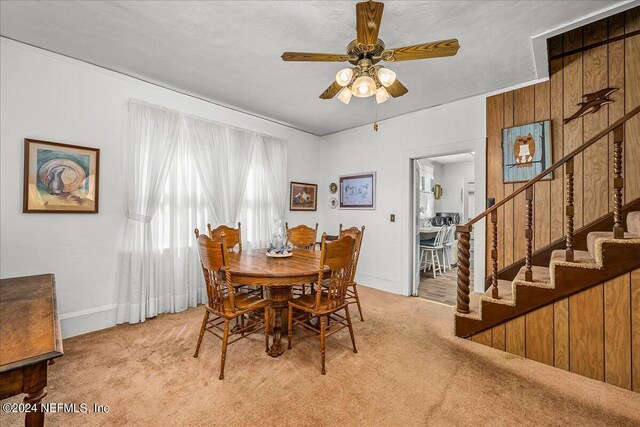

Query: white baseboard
[[58, 275, 403, 339], [356, 272, 402, 295], [60, 304, 118, 338]]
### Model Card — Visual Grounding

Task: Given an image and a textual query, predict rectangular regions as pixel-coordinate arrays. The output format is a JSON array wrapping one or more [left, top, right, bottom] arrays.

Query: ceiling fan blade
[[319, 81, 343, 99], [386, 79, 408, 98], [382, 39, 460, 62], [281, 52, 350, 62], [356, 1, 384, 51]]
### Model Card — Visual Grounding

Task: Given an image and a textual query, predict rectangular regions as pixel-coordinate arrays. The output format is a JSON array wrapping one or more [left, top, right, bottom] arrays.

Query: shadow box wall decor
[[289, 181, 317, 211], [23, 139, 100, 213], [501, 120, 552, 183], [340, 172, 376, 209]]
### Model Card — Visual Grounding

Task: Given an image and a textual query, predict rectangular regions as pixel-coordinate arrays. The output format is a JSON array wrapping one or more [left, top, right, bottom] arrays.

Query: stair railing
[[456, 104, 640, 314]]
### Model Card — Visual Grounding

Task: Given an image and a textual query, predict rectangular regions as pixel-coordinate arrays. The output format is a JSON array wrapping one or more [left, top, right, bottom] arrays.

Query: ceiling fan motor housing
[[346, 38, 386, 65]]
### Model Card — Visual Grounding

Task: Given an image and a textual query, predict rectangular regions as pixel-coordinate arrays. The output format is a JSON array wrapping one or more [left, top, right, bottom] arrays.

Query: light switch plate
[[390, 214, 396, 222]]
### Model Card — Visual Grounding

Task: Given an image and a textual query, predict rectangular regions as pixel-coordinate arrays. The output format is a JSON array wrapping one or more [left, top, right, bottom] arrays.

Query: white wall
[[0, 37, 495, 338], [433, 160, 475, 215], [0, 38, 320, 338], [318, 96, 486, 295]]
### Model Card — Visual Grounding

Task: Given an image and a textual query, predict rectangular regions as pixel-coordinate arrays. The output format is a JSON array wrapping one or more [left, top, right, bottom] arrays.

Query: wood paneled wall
[[485, 8, 640, 276], [470, 268, 640, 392]]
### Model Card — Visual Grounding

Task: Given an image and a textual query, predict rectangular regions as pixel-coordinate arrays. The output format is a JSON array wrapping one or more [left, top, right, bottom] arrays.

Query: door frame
[[401, 138, 486, 297], [411, 160, 421, 296]]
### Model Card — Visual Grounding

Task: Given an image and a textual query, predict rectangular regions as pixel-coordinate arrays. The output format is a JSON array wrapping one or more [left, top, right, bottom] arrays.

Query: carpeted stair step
[[481, 279, 514, 305], [513, 265, 553, 289], [458, 291, 483, 320], [551, 248, 598, 268], [627, 211, 640, 235], [586, 231, 636, 259], [453, 292, 482, 320]]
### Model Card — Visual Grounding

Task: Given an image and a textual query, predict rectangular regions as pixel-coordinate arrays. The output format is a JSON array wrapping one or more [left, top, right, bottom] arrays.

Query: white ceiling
[[0, 1, 627, 136]]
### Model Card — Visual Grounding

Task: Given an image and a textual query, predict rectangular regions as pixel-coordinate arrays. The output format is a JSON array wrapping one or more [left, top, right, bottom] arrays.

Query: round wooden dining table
[[227, 248, 324, 357]]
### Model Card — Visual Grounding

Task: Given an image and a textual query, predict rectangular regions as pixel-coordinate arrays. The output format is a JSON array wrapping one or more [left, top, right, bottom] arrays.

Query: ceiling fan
[[281, 0, 460, 105]]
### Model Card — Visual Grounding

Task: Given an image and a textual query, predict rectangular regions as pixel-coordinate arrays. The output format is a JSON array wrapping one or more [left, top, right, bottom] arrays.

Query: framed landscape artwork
[[340, 172, 376, 209], [23, 139, 100, 213], [501, 120, 552, 183], [290, 181, 317, 211]]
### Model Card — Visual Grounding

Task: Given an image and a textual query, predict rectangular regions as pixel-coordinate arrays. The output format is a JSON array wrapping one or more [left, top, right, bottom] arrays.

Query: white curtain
[[117, 101, 288, 324], [117, 101, 181, 324], [185, 116, 256, 226], [149, 137, 211, 315], [261, 135, 288, 222]]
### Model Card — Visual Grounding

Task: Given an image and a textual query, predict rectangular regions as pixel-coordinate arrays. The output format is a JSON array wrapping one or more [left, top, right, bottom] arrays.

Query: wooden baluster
[[565, 158, 574, 262], [491, 210, 499, 299], [613, 125, 624, 239], [525, 186, 534, 281], [456, 225, 472, 313]]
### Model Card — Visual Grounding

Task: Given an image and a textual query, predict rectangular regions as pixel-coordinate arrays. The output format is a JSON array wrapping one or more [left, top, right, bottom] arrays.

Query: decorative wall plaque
[[564, 88, 617, 124]]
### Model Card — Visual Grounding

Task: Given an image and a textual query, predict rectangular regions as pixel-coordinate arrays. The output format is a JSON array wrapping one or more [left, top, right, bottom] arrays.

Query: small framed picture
[[340, 172, 376, 209], [502, 121, 552, 183], [23, 138, 100, 213], [289, 181, 317, 211]]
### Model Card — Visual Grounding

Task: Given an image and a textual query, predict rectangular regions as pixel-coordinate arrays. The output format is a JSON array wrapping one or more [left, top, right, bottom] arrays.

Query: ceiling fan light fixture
[[377, 67, 396, 87], [338, 87, 353, 104], [351, 76, 376, 97], [375, 86, 390, 104], [335, 68, 354, 86]]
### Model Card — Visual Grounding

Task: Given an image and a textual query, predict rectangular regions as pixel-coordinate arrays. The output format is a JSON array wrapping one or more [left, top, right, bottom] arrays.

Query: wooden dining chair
[[193, 229, 270, 380], [207, 222, 261, 297], [287, 233, 358, 375], [207, 222, 242, 252], [285, 222, 318, 295], [338, 224, 365, 321], [285, 222, 318, 249]]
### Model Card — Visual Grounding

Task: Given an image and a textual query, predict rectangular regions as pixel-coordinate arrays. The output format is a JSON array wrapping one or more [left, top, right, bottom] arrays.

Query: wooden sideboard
[[0, 274, 63, 427]]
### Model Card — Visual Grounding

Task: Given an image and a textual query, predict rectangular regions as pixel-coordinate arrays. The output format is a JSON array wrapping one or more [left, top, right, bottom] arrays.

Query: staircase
[[454, 211, 640, 337], [453, 104, 640, 390]]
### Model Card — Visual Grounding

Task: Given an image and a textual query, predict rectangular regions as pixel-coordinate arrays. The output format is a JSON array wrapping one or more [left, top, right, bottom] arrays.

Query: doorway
[[411, 152, 476, 305]]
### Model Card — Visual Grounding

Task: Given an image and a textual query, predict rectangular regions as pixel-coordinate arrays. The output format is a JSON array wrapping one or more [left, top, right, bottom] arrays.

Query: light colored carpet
[[2, 286, 639, 426]]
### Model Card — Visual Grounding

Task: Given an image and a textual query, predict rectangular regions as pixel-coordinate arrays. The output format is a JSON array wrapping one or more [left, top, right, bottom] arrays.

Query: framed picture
[[289, 181, 317, 211], [502, 121, 552, 183], [23, 138, 100, 213], [340, 172, 376, 209]]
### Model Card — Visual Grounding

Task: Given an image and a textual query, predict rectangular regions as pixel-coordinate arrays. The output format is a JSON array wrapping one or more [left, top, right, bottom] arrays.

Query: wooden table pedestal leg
[[24, 362, 48, 427], [267, 286, 292, 358]]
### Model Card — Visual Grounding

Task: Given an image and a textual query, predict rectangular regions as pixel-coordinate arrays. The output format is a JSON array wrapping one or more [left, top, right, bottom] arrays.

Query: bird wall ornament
[[564, 88, 618, 124]]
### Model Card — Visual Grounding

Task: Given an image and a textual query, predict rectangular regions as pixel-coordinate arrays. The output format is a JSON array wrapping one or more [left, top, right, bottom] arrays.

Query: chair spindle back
[[338, 224, 365, 282], [444, 224, 457, 246], [315, 233, 356, 310], [434, 225, 448, 248], [194, 229, 236, 314]]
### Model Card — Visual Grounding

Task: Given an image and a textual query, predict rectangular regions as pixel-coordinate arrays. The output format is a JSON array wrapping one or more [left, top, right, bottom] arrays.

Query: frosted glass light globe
[[375, 86, 390, 104], [338, 87, 353, 104], [377, 67, 397, 87], [351, 76, 376, 97], [335, 68, 354, 87]]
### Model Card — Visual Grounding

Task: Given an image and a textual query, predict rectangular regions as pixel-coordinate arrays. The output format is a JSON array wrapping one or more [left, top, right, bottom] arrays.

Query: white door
[[412, 160, 421, 296]]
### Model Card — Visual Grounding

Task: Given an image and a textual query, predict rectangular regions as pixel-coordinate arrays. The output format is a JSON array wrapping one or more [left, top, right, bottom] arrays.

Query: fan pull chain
[[373, 99, 379, 132]]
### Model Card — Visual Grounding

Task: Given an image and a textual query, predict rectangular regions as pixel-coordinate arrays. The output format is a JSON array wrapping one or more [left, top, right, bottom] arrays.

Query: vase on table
[[270, 219, 286, 253]]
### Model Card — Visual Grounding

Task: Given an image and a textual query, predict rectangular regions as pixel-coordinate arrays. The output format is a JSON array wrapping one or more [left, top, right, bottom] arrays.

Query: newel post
[[456, 224, 472, 314], [613, 125, 624, 239]]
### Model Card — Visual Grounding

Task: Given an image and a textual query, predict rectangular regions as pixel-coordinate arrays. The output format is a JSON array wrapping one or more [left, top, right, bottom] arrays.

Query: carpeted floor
[[2, 286, 639, 426]]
